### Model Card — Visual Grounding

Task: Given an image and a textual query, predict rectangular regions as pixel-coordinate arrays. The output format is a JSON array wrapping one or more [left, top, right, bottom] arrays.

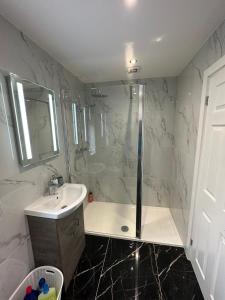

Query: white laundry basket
[[9, 266, 64, 300]]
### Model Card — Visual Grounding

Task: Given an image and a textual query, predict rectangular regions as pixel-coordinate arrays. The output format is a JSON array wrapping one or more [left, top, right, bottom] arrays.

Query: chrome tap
[[48, 175, 59, 195]]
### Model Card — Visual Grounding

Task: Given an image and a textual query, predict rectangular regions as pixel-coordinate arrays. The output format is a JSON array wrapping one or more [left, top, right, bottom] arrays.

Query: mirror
[[9, 74, 59, 167], [71, 102, 79, 145]]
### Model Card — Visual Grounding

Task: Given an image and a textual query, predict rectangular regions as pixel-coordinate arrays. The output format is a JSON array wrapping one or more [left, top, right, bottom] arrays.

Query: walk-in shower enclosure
[[63, 79, 176, 240]]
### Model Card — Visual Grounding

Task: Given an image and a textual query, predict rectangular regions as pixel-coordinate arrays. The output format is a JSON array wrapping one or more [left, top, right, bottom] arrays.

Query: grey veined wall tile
[[77, 78, 177, 208], [0, 15, 85, 299], [172, 19, 225, 245]]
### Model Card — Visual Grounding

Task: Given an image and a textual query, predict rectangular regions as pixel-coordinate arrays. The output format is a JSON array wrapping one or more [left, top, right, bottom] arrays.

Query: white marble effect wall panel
[[0, 16, 84, 299], [143, 78, 176, 207], [172, 19, 225, 245], [83, 78, 176, 207]]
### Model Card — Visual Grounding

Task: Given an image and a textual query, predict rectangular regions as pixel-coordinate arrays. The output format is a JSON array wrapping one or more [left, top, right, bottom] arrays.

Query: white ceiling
[[0, 0, 225, 83]]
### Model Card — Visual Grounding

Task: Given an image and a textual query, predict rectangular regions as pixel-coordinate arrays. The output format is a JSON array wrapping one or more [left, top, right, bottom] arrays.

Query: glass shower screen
[[85, 84, 141, 238]]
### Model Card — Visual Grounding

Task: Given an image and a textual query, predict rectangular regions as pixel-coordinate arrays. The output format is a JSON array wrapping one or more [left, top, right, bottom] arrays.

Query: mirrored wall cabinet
[[9, 74, 59, 167]]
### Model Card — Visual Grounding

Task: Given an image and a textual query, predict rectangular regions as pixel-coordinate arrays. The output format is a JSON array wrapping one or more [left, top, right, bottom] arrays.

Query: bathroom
[[0, 1, 225, 299]]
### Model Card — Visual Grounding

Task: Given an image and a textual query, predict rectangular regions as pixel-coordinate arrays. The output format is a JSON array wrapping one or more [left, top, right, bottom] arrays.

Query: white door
[[191, 65, 225, 300]]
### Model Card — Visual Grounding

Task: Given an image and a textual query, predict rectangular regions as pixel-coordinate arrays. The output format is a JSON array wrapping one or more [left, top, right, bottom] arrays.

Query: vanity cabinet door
[[57, 204, 85, 289], [27, 216, 61, 268], [28, 204, 85, 290]]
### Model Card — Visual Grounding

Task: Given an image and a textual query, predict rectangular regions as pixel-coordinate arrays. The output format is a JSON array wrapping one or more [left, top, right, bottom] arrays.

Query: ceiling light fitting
[[129, 58, 138, 65], [128, 66, 141, 74], [153, 36, 164, 43]]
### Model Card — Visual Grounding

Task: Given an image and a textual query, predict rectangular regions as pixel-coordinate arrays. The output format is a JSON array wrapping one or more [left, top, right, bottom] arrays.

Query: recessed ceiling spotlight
[[124, 0, 137, 8], [129, 58, 137, 65], [153, 36, 164, 43]]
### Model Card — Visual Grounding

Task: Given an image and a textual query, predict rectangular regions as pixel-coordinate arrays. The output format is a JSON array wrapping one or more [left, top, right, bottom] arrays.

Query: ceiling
[[0, 0, 225, 83]]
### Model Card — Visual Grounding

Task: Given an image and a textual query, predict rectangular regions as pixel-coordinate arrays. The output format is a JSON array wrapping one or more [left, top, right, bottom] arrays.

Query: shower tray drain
[[121, 225, 129, 232]]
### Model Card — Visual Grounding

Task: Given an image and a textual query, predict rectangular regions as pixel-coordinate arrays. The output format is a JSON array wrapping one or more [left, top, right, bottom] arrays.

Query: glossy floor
[[62, 235, 203, 300], [84, 202, 183, 246]]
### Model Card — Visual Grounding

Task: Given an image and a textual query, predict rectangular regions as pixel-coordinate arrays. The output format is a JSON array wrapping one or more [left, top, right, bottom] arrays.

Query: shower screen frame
[[136, 84, 144, 239]]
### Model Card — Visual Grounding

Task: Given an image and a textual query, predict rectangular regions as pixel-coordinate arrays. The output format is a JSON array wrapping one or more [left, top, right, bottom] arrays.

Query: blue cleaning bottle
[[38, 283, 57, 300], [39, 278, 46, 291], [24, 285, 39, 300]]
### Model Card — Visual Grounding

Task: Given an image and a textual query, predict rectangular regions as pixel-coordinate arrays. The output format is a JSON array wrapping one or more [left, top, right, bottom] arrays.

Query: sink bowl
[[24, 183, 87, 219]]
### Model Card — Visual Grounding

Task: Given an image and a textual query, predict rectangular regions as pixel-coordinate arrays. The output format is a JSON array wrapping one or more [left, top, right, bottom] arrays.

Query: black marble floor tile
[[63, 235, 109, 300], [96, 239, 159, 299], [63, 235, 204, 300], [151, 244, 203, 300]]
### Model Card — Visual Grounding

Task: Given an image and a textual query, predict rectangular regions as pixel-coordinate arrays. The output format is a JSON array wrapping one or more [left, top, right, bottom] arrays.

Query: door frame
[[186, 54, 225, 258]]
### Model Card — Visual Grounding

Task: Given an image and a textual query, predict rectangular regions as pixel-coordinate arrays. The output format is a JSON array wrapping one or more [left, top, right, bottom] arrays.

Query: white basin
[[24, 183, 87, 219]]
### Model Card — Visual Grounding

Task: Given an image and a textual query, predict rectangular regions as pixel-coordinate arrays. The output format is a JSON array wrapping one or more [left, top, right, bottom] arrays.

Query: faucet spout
[[48, 175, 59, 195]]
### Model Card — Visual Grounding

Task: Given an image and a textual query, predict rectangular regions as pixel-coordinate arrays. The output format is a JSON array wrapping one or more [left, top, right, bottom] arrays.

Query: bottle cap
[[39, 277, 46, 289], [43, 283, 49, 294], [26, 286, 32, 294]]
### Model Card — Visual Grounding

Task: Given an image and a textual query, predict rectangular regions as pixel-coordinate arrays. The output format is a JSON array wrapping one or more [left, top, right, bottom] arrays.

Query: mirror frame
[[9, 73, 60, 167]]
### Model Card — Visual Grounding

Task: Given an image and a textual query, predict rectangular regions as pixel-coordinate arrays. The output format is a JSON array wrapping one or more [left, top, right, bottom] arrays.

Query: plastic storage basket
[[9, 266, 64, 300]]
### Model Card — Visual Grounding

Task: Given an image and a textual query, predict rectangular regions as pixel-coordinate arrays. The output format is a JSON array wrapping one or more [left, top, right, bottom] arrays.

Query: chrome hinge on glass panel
[[205, 96, 209, 106], [190, 238, 193, 246]]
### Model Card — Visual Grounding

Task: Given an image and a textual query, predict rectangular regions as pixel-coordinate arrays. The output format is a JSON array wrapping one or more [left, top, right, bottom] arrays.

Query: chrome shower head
[[90, 88, 108, 98]]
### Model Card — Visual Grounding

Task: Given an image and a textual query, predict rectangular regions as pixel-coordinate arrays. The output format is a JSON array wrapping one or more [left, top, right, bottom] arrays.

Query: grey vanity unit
[[27, 204, 85, 289]]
